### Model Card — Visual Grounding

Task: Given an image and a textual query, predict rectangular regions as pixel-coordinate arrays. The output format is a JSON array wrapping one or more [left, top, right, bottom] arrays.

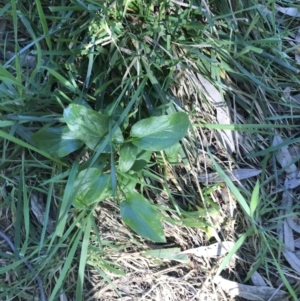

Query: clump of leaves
[[32, 103, 189, 242]]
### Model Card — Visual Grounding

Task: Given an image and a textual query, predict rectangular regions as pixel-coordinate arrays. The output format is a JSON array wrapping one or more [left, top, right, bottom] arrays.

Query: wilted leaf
[[289, 145, 300, 159], [284, 177, 300, 190], [284, 219, 295, 252], [196, 73, 235, 153], [3, 51, 43, 69], [31, 126, 83, 157], [30, 193, 55, 234], [273, 135, 300, 190], [181, 241, 235, 257], [294, 237, 300, 248], [214, 275, 288, 301], [283, 249, 300, 273], [251, 271, 267, 287], [198, 168, 261, 183], [257, 5, 273, 20], [273, 135, 300, 272], [276, 5, 300, 17], [295, 29, 300, 63], [273, 136, 297, 175], [131, 112, 189, 151], [287, 214, 300, 234], [120, 192, 166, 242]]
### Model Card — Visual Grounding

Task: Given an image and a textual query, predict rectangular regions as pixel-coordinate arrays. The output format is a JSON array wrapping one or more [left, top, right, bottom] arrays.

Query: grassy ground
[[1, 0, 300, 300]]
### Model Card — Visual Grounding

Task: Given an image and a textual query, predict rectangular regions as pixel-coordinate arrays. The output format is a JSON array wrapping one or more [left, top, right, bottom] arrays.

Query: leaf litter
[[194, 121, 300, 299], [195, 73, 235, 154], [273, 135, 300, 277], [198, 168, 262, 183], [214, 275, 288, 301]]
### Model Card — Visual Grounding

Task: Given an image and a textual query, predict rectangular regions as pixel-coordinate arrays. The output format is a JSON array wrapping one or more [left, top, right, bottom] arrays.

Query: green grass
[[1, 0, 300, 300]]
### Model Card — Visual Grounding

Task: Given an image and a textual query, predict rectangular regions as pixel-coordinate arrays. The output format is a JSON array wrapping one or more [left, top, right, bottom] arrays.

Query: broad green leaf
[[118, 173, 138, 193], [130, 150, 152, 172], [131, 112, 189, 151], [104, 103, 130, 131], [0, 129, 67, 166], [73, 168, 112, 209], [64, 104, 123, 150], [119, 143, 139, 172], [120, 192, 166, 242], [31, 126, 83, 157], [73, 96, 92, 109], [64, 104, 110, 150], [112, 126, 124, 144], [164, 142, 181, 163]]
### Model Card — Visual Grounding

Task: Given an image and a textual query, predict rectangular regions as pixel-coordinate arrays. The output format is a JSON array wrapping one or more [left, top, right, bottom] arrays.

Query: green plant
[[31, 103, 189, 242], [2, 0, 300, 299]]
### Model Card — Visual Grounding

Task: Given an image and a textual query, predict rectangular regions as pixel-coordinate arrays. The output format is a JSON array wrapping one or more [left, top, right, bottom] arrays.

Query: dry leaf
[[251, 271, 267, 287], [287, 214, 300, 234], [196, 73, 235, 153], [6, 51, 43, 68], [276, 5, 300, 17], [288, 145, 300, 160], [170, 0, 202, 10], [215, 107, 235, 153], [30, 193, 55, 234], [277, 218, 284, 244], [273, 137, 300, 273], [291, 94, 300, 104], [181, 241, 235, 257], [295, 28, 300, 63], [284, 177, 300, 190], [283, 88, 300, 106], [143, 248, 189, 263], [283, 249, 300, 273], [214, 275, 288, 301], [198, 168, 261, 183], [294, 238, 300, 249], [257, 4, 272, 18], [284, 219, 295, 252], [272, 136, 297, 175], [296, 250, 300, 260], [59, 292, 68, 301]]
